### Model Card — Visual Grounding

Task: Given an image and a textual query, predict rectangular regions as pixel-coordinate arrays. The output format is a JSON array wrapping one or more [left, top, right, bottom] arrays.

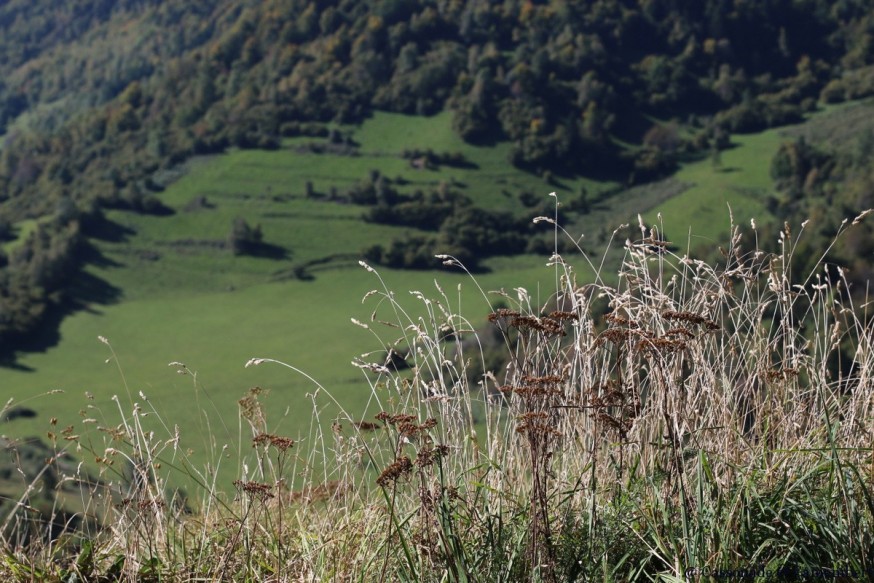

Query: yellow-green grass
[[644, 100, 874, 243], [2, 260, 557, 490], [648, 131, 782, 245]]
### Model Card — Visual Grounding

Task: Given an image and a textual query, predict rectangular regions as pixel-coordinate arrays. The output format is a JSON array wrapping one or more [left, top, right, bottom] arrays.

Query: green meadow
[[643, 99, 874, 242], [4, 104, 866, 488], [651, 130, 778, 240], [0, 112, 576, 487]]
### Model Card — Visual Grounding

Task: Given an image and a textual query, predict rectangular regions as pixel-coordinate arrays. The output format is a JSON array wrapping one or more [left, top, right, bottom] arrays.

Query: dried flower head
[[398, 417, 438, 439], [596, 327, 646, 347], [500, 374, 565, 400], [636, 336, 688, 356], [252, 433, 295, 451], [488, 308, 522, 322], [516, 412, 562, 438], [507, 315, 566, 336], [376, 456, 413, 487], [547, 310, 578, 322], [239, 387, 268, 429], [355, 421, 381, 431], [234, 480, 275, 501], [605, 312, 639, 328], [415, 444, 451, 468], [664, 327, 696, 339]]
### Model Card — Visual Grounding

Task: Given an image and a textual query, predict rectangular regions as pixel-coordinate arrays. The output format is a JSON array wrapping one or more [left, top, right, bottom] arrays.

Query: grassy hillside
[[6, 101, 864, 448], [6, 98, 874, 494], [5, 0, 874, 358], [6, 99, 872, 492], [2, 3, 874, 577], [0, 112, 586, 488]]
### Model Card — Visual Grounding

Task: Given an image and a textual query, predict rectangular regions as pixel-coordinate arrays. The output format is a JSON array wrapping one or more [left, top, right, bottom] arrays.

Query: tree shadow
[[245, 241, 290, 260], [0, 243, 122, 369], [461, 130, 502, 148], [441, 159, 479, 170], [271, 253, 359, 282], [81, 213, 136, 244], [0, 355, 35, 372]]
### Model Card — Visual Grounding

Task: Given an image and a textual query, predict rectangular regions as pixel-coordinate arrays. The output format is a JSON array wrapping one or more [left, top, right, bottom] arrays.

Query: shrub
[[227, 217, 263, 256]]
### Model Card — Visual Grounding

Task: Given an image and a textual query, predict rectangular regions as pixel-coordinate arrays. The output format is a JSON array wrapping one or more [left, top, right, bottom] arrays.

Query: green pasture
[[647, 130, 780, 247], [642, 100, 874, 245], [5, 102, 872, 491], [351, 111, 610, 205], [1, 261, 551, 489], [0, 111, 584, 490]]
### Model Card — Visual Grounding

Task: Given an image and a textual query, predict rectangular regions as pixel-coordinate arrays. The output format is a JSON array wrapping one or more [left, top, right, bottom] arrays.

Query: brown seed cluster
[[354, 420, 381, 431], [415, 444, 451, 468], [635, 336, 689, 356], [547, 310, 579, 322], [238, 386, 268, 428], [596, 326, 649, 346], [596, 411, 633, 435], [487, 308, 521, 322], [516, 412, 562, 438], [376, 412, 437, 439], [252, 433, 295, 452], [488, 309, 567, 336], [585, 381, 639, 439], [234, 480, 275, 501], [664, 327, 695, 339], [376, 456, 413, 487], [605, 312, 639, 329], [661, 310, 720, 331], [376, 411, 415, 425]]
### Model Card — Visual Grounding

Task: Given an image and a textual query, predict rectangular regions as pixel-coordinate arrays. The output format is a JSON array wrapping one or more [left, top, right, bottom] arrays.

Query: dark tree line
[[337, 171, 572, 270]]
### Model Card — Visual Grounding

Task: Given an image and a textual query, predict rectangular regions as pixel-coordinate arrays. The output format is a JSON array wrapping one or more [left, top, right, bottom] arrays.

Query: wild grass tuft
[[2, 204, 874, 581]]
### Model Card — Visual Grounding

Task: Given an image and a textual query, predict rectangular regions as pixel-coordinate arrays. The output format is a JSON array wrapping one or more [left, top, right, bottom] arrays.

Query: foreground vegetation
[[2, 209, 873, 581]]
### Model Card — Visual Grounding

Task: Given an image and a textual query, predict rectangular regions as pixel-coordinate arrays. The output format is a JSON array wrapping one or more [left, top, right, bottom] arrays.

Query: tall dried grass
[[2, 207, 874, 581]]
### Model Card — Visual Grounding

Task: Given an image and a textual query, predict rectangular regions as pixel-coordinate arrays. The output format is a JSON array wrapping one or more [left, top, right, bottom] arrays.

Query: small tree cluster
[[227, 217, 263, 256]]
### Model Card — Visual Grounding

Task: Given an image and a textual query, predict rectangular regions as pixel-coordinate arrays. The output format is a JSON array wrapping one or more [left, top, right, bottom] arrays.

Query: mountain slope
[[2, 0, 874, 353]]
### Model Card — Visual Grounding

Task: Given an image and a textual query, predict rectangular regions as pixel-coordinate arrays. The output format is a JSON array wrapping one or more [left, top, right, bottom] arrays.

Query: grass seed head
[[252, 433, 295, 451], [376, 456, 413, 487], [234, 480, 275, 501]]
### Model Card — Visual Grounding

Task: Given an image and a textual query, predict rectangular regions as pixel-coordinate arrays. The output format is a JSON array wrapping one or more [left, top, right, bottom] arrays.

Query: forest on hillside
[[2, 0, 874, 354]]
